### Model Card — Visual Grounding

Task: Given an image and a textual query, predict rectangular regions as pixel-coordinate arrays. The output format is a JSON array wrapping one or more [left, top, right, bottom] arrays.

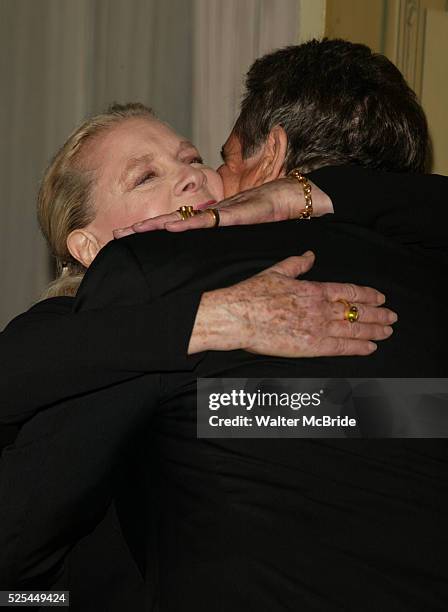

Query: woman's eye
[[135, 171, 155, 187], [190, 157, 204, 165]]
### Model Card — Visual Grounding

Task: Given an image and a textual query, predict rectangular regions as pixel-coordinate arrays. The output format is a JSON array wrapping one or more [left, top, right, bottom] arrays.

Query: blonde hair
[[38, 102, 154, 299]]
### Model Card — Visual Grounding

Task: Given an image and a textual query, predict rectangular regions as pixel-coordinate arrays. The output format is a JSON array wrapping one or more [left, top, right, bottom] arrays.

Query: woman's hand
[[113, 178, 334, 238], [188, 252, 397, 357]]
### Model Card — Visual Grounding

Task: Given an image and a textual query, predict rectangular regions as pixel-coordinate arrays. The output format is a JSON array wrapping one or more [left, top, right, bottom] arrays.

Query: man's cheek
[[238, 168, 259, 193]]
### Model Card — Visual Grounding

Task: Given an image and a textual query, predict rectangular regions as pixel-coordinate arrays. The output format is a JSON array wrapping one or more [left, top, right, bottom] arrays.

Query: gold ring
[[204, 208, 220, 228], [336, 299, 359, 323], [177, 205, 198, 220]]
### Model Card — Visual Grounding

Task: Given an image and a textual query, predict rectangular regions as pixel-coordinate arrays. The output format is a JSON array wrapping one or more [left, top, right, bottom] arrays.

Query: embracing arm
[[0, 234, 394, 425], [0, 239, 253, 422], [0, 288, 202, 424], [0, 238, 272, 422]]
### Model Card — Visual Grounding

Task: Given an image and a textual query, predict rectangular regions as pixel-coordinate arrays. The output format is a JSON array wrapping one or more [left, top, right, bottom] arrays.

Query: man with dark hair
[[97, 39, 448, 610], [1, 39, 448, 611], [235, 39, 428, 174]]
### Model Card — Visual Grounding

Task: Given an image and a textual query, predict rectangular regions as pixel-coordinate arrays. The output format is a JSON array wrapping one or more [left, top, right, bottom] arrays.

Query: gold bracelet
[[288, 168, 313, 219]]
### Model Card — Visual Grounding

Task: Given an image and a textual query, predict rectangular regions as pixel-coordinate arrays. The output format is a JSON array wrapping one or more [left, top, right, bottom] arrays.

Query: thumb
[[259, 251, 315, 278]]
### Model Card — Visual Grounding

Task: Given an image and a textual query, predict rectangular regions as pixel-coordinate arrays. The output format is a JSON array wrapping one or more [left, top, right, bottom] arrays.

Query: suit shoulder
[[74, 239, 151, 310]]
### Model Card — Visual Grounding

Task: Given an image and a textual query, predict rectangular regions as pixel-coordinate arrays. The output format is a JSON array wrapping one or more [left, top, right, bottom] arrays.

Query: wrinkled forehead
[[81, 117, 191, 173], [98, 117, 182, 155]]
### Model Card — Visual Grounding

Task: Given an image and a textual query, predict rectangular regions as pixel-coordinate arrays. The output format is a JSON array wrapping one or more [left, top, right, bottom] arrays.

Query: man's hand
[[188, 252, 397, 357], [113, 178, 334, 238]]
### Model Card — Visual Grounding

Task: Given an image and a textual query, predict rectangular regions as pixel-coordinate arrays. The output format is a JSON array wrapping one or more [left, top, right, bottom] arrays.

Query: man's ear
[[257, 125, 288, 182], [66, 229, 102, 268]]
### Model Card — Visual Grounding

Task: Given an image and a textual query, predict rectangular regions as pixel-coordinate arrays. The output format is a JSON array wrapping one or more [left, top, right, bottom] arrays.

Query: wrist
[[278, 177, 305, 219], [281, 176, 333, 218], [187, 288, 251, 354]]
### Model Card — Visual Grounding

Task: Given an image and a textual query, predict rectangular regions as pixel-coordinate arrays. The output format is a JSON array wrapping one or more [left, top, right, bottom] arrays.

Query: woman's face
[[84, 117, 224, 245]]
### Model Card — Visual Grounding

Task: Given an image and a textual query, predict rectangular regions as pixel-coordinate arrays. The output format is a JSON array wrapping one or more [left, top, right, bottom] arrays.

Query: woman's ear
[[66, 229, 102, 268], [258, 125, 288, 182]]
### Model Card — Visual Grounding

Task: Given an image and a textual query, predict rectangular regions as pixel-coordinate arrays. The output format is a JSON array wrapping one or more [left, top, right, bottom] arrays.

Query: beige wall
[[322, 0, 448, 176], [325, 0, 386, 52], [421, 9, 448, 175]]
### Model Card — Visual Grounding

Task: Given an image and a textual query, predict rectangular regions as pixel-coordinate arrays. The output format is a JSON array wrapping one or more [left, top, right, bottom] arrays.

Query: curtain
[[0, 0, 92, 328], [192, 0, 300, 168], [87, 0, 193, 131]]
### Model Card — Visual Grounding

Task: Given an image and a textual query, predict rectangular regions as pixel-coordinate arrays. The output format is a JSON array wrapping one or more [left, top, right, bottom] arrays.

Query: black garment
[[0, 245, 180, 608], [125, 216, 447, 611], [1, 165, 447, 422], [1, 166, 447, 610], [0, 379, 159, 610], [0, 252, 202, 611]]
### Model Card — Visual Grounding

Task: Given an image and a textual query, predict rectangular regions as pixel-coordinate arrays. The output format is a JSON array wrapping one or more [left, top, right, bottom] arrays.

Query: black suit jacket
[[1, 166, 447, 611], [123, 215, 447, 611]]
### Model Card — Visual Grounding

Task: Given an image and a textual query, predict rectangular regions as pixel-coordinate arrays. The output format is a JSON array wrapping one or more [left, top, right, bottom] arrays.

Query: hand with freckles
[[189, 252, 396, 358]]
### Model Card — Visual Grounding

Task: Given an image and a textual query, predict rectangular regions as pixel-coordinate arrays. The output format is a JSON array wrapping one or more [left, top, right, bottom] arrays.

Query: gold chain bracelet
[[288, 168, 313, 219]]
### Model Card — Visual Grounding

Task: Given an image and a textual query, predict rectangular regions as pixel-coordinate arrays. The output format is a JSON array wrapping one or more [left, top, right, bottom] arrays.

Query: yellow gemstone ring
[[336, 299, 359, 323]]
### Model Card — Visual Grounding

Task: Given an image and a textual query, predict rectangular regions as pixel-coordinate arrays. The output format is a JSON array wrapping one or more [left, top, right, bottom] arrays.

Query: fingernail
[[368, 342, 377, 351], [383, 326, 393, 336], [302, 250, 314, 257], [133, 222, 145, 229], [378, 293, 386, 303]]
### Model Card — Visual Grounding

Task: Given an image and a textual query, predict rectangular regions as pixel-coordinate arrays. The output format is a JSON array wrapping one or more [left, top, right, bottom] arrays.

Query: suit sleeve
[[0, 239, 202, 425], [0, 375, 159, 588], [309, 165, 448, 251]]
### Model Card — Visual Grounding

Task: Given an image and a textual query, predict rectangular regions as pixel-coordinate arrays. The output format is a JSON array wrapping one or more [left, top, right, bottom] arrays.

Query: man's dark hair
[[234, 39, 429, 173]]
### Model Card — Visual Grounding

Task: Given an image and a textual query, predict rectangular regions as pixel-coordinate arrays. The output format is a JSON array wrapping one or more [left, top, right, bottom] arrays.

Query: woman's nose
[[174, 166, 205, 196]]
